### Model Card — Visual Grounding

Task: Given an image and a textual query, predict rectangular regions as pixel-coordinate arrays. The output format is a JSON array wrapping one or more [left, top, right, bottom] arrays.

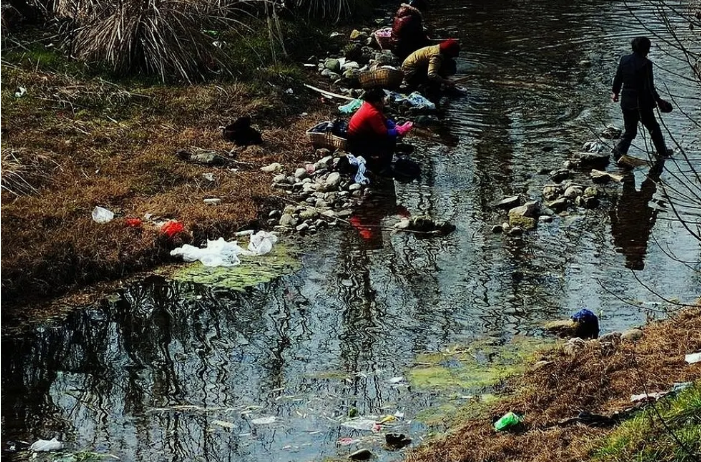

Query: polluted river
[[2, 0, 700, 461]]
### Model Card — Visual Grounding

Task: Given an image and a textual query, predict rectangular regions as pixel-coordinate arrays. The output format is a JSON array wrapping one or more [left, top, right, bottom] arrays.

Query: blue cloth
[[571, 308, 598, 324], [387, 128, 398, 137], [386, 119, 396, 129]]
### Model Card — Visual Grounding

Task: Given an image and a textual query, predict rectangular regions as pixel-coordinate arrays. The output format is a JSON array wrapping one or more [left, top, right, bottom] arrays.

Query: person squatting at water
[[391, 0, 431, 61], [402, 39, 460, 90], [347, 88, 413, 173], [611, 36, 672, 161]]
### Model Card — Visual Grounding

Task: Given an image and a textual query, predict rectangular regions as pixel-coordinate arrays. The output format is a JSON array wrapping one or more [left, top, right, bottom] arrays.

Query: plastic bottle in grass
[[494, 412, 523, 431]]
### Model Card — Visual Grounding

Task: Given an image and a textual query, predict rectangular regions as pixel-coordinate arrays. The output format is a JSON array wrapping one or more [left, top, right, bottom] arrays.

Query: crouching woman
[[347, 88, 411, 173]]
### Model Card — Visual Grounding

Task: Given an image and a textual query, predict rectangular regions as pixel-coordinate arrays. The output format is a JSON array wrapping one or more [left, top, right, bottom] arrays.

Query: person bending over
[[347, 88, 412, 173], [402, 39, 460, 90], [391, 0, 430, 61], [611, 36, 671, 160]]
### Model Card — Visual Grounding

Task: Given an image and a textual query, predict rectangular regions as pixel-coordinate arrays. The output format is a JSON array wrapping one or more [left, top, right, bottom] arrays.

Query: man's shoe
[[657, 148, 673, 158]]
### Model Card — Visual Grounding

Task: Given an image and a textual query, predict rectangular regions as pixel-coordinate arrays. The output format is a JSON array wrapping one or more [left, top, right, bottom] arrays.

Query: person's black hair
[[409, 0, 428, 11], [631, 36, 651, 55], [362, 87, 386, 103]]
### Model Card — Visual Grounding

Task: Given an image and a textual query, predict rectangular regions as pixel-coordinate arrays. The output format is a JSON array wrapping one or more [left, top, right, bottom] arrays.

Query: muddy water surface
[[3, 1, 700, 461]]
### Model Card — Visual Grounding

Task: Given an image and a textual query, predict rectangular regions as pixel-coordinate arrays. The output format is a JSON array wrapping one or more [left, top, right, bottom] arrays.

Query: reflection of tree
[[610, 160, 666, 270]]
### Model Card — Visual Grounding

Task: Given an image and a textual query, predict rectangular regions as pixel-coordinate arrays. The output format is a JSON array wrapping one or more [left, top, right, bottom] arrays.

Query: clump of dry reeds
[[1, 150, 58, 197]]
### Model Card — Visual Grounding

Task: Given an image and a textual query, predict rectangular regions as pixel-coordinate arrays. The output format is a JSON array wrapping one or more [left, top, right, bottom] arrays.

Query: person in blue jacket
[[611, 37, 671, 160]]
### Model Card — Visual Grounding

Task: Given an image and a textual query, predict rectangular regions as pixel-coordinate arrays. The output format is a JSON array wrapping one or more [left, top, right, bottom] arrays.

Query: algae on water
[[170, 243, 301, 290]]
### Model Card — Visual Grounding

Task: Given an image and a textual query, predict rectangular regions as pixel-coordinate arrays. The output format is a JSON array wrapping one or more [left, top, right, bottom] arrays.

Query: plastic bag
[[92, 206, 114, 223], [338, 98, 363, 114], [30, 437, 64, 452], [171, 238, 246, 267], [161, 220, 184, 238], [494, 412, 523, 431], [248, 231, 278, 255]]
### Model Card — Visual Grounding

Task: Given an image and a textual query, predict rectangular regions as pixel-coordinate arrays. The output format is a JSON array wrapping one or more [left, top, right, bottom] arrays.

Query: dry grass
[[407, 307, 701, 462], [1, 62, 333, 308]]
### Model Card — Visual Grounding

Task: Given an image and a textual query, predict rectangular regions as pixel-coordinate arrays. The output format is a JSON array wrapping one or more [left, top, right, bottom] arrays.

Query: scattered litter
[[202, 172, 215, 182], [631, 391, 668, 403], [212, 419, 236, 430], [29, 437, 64, 452], [337, 437, 360, 446], [346, 154, 369, 184], [251, 416, 277, 425], [203, 198, 222, 205], [286, 88, 294, 94], [394, 411, 404, 419], [161, 220, 184, 238], [685, 352, 701, 364], [341, 418, 377, 431], [125, 217, 142, 228], [494, 412, 523, 431], [92, 206, 114, 223], [338, 98, 363, 114], [330, 32, 341, 38], [371, 422, 382, 432], [14, 87, 26, 98], [171, 238, 246, 266], [248, 231, 278, 255], [378, 415, 396, 424], [672, 382, 693, 392], [388, 377, 405, 384]]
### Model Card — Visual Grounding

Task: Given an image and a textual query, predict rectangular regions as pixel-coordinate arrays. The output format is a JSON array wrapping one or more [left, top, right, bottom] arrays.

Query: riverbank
[[407, 306, 701, 462], [1, 25, 346, 312]]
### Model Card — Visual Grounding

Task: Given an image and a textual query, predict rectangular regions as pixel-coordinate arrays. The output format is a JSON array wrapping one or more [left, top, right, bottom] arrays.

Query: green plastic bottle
[[494, 412, 523, 431]]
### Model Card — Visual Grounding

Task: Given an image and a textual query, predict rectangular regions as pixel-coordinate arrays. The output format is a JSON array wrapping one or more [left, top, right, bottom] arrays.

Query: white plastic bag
[[30, 437, 64, 452], [170, 238, 246, 267], [92, 206, 114, 223], [248, 231, 278, 255]]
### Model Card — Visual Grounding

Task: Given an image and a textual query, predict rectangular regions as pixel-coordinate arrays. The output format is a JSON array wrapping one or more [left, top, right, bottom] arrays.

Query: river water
[[2, 1, 700, 461]]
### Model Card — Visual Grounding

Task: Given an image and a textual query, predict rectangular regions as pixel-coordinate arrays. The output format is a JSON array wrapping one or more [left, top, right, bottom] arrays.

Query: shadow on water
[[3, 0, 700, 460]]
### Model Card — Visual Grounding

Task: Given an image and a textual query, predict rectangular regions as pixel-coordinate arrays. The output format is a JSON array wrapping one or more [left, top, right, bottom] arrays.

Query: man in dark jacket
[[611, 37, 671, 160], [391, 0, 430, 61]]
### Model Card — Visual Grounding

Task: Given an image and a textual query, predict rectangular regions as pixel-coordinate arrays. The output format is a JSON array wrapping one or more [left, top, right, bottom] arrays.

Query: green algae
[[170, 243, 301, 291], [408, 336, 552, 393]]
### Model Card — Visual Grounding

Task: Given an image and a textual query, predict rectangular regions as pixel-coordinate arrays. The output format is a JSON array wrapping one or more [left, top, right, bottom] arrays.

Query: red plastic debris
[[125, 217, 142, 228], [161, 220, 184, 237]]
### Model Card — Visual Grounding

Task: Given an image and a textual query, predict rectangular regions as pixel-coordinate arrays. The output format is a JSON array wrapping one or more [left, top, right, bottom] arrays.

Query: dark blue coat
[[612, 53, 660, 110]]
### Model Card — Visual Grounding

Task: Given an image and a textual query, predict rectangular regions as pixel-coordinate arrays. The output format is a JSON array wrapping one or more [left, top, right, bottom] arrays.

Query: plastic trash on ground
[[339, 98, 363, 114], [92, 206, 114, 223], [125, 217, 142, 228], [171, 238, 246, 267], [161, 220, 184, 238], [30, 437, 64, 452], [685, 352, 701, 364], [494, 412, 523, 431], [248, 231, 278, 255]]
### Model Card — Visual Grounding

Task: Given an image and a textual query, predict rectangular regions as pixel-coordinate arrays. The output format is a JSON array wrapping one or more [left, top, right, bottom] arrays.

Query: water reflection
[[610, 159, 666, 270]]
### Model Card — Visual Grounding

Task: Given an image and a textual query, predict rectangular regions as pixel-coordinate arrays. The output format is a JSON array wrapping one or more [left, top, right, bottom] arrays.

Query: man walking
[[611, 37, 671, 160]]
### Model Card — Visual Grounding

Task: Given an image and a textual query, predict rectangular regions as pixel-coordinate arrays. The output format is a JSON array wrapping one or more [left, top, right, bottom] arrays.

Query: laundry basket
[[306, 121, 348, 150], [358, 67, 404, 90]]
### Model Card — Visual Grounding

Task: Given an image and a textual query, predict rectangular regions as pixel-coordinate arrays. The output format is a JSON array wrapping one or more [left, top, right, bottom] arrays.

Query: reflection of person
[[349, 179, 410, 250], [391, 0, 430, 61], [402, 39, 460, 89], [347, 88, 412, 173], [609, 159, 665, 270], [611, 37, 670, 160]]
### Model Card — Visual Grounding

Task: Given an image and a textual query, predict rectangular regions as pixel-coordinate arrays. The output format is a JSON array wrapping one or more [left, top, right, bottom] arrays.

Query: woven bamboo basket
[[359, 67, 404, 90], [306, 123, 348, 150], [374, 28, 393, 50]]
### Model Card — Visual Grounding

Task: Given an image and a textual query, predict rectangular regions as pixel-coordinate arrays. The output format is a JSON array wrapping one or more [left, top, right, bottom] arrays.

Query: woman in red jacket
[[347, 88, 411, 173], [391, 0, 430, 61]]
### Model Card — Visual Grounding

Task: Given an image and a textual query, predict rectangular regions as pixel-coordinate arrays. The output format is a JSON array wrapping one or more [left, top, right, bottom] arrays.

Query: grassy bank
[[406, 307, 701, 462], [0, 24, 340, 311]]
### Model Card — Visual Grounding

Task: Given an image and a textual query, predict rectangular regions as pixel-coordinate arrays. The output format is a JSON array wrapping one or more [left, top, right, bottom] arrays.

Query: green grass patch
[[592, 382, 701, 462]]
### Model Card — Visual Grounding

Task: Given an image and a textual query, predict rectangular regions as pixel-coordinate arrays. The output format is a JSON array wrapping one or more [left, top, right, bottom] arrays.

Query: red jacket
[[348, 102, 393, 138]]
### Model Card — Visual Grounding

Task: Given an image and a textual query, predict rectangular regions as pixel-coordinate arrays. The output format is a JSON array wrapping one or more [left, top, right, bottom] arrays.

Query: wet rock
[[601, 124, 622, 139], [338, 209, 353, 218], [349, 448, 373, 460], [621, 328, 643, 342], [349, 183, 362, 191], [544, 319, 578, 337], [315, 156, 333, 170], [326, 172, 342, 188], [508, 226, 523, 236], [325, 58, 341, 73], [385, 433, 412, 448], [279, 214, 294, 227], [491, 225, 503, 233], [563, 337, 587, 356], [296, 222, 310, 233], [268, 210, 281, 219], [273, 173, 287, 183], [542, 185, 561, 201], [321, 210, 336, 218], [563, 160, 576, 170], [550, 169, 570, 182], [539, 215, 553, 223], [584, 186, 599, 198], [261, 162, 282, 173], [564, 186, 583, 199], [547, 197, 569, 213], [295, 168, 308, 179], [582, 196, 599, 209], [496, 195, 521, 210], [575, 151, 610, 169], [315, 219, 327, 228], [509, 201, 539, 218], [582, 140, 605, 153], [395, 219, 411, 229]]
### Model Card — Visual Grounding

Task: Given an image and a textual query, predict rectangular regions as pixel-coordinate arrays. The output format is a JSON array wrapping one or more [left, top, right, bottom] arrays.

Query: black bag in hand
[[657, 99, 673, 113]]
